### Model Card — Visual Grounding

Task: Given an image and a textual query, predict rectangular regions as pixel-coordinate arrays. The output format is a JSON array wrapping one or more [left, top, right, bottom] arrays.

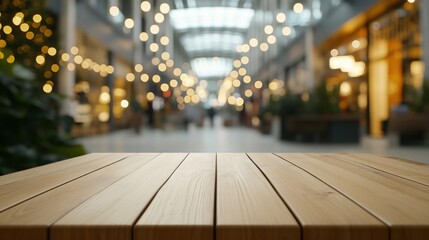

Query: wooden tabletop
[[0, 153, 428, 240]]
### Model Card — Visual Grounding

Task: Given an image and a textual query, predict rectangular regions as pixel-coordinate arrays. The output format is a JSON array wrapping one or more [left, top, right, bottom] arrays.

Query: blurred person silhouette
[[130, 98, 144, 134], [207, 107, 215, 127]]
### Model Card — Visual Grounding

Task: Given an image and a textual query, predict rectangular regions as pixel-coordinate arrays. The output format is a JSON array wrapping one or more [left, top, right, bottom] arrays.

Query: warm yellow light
[[269, 81, 279, 91], [236, 97, 244, 106], [6, 55, 15, 63], [252, 116, 260, 126], [140, 73, 149, 82], [241, 56, 249, 65], [154, 13, 164, 23], [166, 59, 174, 68], [139, 32, 149, 41], [134, 64, 143, 72], [141, 1, 151, 12], [352, 40, 360, 49], [26, 31, 34, 40], [33, 14, 42, 23], [245, 89, 253, 97], [67, 63, 75, 71], [13, 16, 23, 26], [170, 79, 178, 87], [36, 55, 45, 65], [233, 79, 241, 87], [340, 82, 352, 96], [43, 83, 53, 93], [267, 35, 276, 44], [241, 44, 250, 53], [293, 3, 304, 13], [260, 43, 269, 52], [238, 68, 247, 76], [264, 25, 274, 35], [178, 103, 185, 110], [70, 46, 79, 55], [44, 29, 53, 37], [184, 95, 191, 103], [152, 74, 161, 83], [0, 39, 6, 48], [158, 63, 167, 72], [0, 52, 3, 59], [109, 6, 120, 16], [348, 61, 366, 78], [330, 49, 338, 57], [121, 99, 129, 108], [282, 26, 292, 36], [3, 25, 12, 34], [150, 43, 159, 52], [51, 64, 60, 72], [243, 75, 251, 83], [230, 70, 239, 79], [19, 23, 29, 32], [228, 96, 236, 105], [276, 12, 286, 23], [150, 24, 159, 34], [161, 52, 170, 60], [106, 65, 114, 74], [98, 112, 109, 122], [191, 95, 200, 104], [173, 68, 182, 76], [126, 73, 135, 82], [74, 55, 83, 64], [249, 38, 258, 47], [124, 18, 134, 29], [160, 36, 170, 46], [151, 57, 160, 65], [160, 3, 170, 14], [408, 0, 415, 3], [99, 92, 111, 104], [146, 92, 155, 101], [233, 60, 241, 68], [161, 83, 169, 92], [47, 47, 57, 56], [254, 80, 263, 89], [186, 88, 195, 96]]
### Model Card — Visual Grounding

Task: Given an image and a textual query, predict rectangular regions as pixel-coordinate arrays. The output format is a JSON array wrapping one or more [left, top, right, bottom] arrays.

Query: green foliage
[[0, 73, 85, 175], [275, 81, 340, 116]]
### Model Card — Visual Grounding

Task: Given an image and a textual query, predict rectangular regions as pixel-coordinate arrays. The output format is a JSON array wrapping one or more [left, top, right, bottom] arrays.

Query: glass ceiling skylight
[[182, 33, 244, 53], [170, 7, 255, 31], [191, 57, 233, 79]]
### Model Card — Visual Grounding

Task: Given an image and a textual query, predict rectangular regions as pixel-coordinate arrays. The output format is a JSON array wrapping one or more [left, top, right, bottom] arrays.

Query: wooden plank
[[50, 153, 188, 240], [276, 153, 429, 240], [247, 153, 388, 240], [0, 153, 159, 240], [216, 153, 300, 240], [0, 153, 131, 212], [332, 153, 429, 186], [0, 153, 108, 186], [135, 153, 216, 240]]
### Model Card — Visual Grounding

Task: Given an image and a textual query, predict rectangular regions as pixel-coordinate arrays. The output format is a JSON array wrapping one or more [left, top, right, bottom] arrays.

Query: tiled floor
[[77, 117, 429, 164]]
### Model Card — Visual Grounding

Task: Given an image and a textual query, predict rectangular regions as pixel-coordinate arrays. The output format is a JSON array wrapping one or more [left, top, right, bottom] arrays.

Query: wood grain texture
[[216, 153, 300, 240], [50, 153, 188, 240], [0, 153, 105, 186], [0, 153, 158, 240], [247, 153, 388, 240], [276, 153, 429, 240], [135, 153, 216, 240], [0, 153, 131, 212], [334, 153, 429, 186]]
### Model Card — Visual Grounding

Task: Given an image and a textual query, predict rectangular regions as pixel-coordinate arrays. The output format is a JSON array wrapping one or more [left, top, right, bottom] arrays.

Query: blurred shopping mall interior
[[1, 0, 429, 173]]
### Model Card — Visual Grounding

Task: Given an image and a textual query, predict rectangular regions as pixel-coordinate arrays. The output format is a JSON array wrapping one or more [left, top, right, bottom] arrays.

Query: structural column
[[305, 27, 315, 90], [421, 0, 429, 80], [58, 0, 76, 117]]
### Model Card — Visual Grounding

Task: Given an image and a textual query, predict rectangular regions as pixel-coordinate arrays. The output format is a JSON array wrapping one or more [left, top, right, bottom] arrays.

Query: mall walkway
[[77, 117, 429, 164]]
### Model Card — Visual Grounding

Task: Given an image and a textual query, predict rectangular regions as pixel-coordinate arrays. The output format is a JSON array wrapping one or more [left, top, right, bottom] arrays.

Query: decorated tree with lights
[[0, 0, 84, 175]]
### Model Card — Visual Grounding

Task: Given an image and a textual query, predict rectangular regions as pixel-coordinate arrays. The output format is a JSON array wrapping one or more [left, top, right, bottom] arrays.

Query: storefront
[[368, 0, 421, 137]]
